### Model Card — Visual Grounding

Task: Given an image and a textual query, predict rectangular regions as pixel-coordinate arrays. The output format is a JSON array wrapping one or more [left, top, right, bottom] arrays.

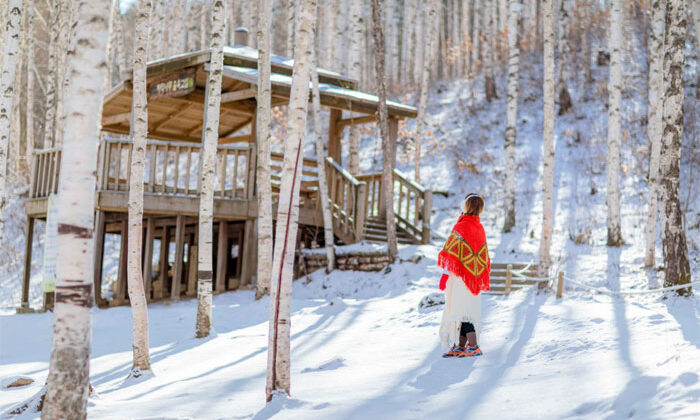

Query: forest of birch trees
[[0, 0, 698, 417]]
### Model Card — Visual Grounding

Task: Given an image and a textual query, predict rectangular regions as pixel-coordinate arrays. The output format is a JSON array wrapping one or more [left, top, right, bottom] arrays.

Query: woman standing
[[438, 193, 491, 358]]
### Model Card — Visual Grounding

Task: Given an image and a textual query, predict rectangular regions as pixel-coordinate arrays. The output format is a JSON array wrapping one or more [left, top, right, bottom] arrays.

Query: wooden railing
[[325, 157, 367, 243], [29, 148, 62, 199], [98, 138, 255, 199], [357, 169, 432, 244], [269, 151, 320, 209]]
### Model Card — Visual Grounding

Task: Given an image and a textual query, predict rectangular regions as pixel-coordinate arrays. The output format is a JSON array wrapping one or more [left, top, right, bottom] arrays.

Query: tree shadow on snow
[[664, 295, 700, 350]]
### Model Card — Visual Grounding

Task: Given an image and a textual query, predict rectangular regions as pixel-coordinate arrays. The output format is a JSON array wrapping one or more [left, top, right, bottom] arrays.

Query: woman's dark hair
[[463, 193, 484, 215]]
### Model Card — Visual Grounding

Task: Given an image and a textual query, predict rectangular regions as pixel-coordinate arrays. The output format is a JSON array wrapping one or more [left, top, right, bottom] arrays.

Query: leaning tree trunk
[[195, 0, 226, 339], [256, 0, 274, 299], [484, 0, 498, 101], [503, 0, 522, 233], [372, 0, 398, 260], [414, 1, 438, 184], [265, 0, 317, 401], [126, 0, 153, 376], [0, 0, 22, 245], [348, 0, 363, 175], [556, 0, 573, 114], [539, 0, 555, 278], [42, 1, 110, 418], [606, 0, 623, 246], [644, 0, 664, 268], [311, 48, 335, 272], [660, 0, 691, 295]]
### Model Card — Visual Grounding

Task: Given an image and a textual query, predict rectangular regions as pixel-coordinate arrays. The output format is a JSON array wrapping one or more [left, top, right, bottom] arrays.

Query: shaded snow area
[[2, 245, 700, 419]]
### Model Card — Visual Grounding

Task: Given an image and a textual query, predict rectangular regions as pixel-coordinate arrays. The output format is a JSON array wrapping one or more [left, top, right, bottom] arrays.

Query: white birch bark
[[484, 0, 498, 101], [414, 0, 438, 184], [266, 0, 316, 400], [644, 0, 664, 268], [43, 0, 69, 148], [150, 0, 164, 60], [400, 0, 415, 84], [311, 48, 335, 271], [170, 0, 186, 55], [556, 0, 572, 114], [462, 0, 471, 77], [196, 0, 226, 339], [386, 0, 398, 82], [42, 0, 110, 417], [187, 2, 200, 52], [503, 0, 521, 232], [0, 0, 22, 245], [126, 0, 152, 375], [256, 0, 273, 299], [472, 0, 481, 74], [24, 0, 34, 164], [452, 0, 460, 77], [116, 0, 129, 80], [104, 0, 119, 94], [287, 0, 296, 57], [539, 0, 554, 275], [200, 1, 209, 50], [660, 0, 691, 294], [413, 5, 424, 84], [606, 0, 623, 246], [332, 0, 344, 73], [692, 1, 700, 54], [53, 0, 75, 149], [371, 0, 397, 259], [348, 0, 363, 175]]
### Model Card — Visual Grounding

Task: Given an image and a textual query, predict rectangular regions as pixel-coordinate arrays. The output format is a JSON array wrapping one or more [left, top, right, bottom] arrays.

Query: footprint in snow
[[301, 357, 346, 373]]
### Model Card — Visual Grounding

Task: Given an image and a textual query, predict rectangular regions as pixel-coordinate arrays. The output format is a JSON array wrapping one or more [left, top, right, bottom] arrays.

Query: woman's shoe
[[458, 345, 483, 357], [442, 345, 465, 358]]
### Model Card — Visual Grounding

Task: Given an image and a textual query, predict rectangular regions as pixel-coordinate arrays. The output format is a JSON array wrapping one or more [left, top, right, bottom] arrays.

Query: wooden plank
[[151, 103, 194, 132], [337, 114, 377, 130], [143, 217, 155, 299], [115, 218, 128, 304], [240, 219, 256, 286], [186, 243, 198, 296], [156, 225, 169, 299], [149, 144, 157, 192], [102, 111, 132, 126], [327, 109, 342, 164], [185, 147, 192, 194], [215, 221, 228, 292], [174, 146, 180, 191], [218, 134, 252, 144], [231, 150, 239, 198], [172, 215, 185, 299], [114, 142, 122, 191], [221, 87, 256, 103], [20, 217, 35, 309]]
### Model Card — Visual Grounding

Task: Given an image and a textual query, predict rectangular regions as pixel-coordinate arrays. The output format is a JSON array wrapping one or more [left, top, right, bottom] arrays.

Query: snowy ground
[[2, 244, 700, 419], [2, 35, 699, 420]]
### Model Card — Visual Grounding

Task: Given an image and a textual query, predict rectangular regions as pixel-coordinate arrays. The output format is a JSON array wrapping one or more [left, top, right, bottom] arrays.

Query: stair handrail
[[324, 157, 367, 243]]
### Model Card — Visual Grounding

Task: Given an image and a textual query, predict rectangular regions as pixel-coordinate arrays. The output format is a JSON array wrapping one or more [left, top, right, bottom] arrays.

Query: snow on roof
[[224, 45, 355, 86], [222, 65, 417, 116]]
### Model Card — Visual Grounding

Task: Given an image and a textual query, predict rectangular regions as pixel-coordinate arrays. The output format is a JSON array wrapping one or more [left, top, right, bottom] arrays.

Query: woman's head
[[462, 193, 484, 215]]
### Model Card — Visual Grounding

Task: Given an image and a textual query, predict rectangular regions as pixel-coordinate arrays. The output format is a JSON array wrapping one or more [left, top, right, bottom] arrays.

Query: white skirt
[[439, 273, 482, 348]]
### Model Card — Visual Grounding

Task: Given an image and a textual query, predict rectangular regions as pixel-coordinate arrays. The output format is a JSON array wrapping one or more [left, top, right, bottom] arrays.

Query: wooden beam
[[151, 103, 194, 132], [240, 219, 256, 286], [156, 225, 169, 299], [143, 217, 155, 299], [102, 112, 131, 127], [220, 119, 252, 138], [218, 134, 252, 144], [115, 218, 128, 305], [328, 109, 342, 164], [337, 114, 377, 130], [172, 215, 185, 299], [221, 87, 256, 103]]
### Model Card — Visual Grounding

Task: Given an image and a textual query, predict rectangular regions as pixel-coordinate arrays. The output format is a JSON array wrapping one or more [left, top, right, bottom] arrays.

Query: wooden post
[[186, 242, 198, 296], [355, 182, 368, 241], [328, 109, 342, 164], [20, 217, 35, 310], [115, 217, 128, 305], [505, 263, 512, 296], [172, 215, 186, 299], [93, 211, 106, 307], [246, 113, 257, 200], [422, 190, 432, 244], [556, 271, 564, 299], [389, 117, 399, 167], [156, 225, 169, 299], [215, 220, 228, 292], [240, 218, 256, 286], [143, 216, 155, 299]]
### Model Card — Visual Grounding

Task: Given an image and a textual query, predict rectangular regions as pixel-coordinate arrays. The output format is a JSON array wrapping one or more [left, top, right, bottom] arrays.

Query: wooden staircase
[[362, 217, 417, 245]]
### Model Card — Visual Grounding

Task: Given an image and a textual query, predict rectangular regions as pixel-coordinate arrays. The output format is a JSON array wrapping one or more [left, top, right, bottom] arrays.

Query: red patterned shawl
[[437, 214, 491, 295]]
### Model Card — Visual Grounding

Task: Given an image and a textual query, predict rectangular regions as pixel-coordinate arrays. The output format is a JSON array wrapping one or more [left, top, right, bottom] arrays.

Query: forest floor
[[2, 46, 700, 419]]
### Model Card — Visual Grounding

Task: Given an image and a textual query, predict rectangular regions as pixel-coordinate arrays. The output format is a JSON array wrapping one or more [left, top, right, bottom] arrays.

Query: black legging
[[460, 322, 475, 336]]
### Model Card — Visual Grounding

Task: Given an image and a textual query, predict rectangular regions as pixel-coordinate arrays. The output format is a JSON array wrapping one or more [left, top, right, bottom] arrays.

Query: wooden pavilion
[[20, 36, 432, 309]]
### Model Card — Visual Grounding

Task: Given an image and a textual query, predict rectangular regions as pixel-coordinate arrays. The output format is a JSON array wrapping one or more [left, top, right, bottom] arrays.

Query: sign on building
[[148, 67, 196, 100]]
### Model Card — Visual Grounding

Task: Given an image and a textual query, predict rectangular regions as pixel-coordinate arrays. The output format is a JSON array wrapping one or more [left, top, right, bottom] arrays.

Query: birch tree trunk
[[117, 0, 129, 80], [43, 0, 69, 148], [414, 5, 425, 83], [311, 48, 335, 271], [503, 0, 522, 233], [332, 0, 344, 74], [256, 0, 273, 299], [692, 1, 700, 54], [42, 1, 110, 417], [485, 0, 498, 101], [265, 0, 317, 400], [196, 0, 226, 339], [53, 0, 75, 149], [401, 0, 415, 84], [386, 0, 398, 83], [414, 0, 438, 184], [606, 0, 623, 246], [462, 0, 471, 77], [104, 0, 119, 94], [660, 0, 691, 295], [126, 0, 152, 376], [539, 0, 554, 276], [371, 0, 397, 260], [171, 0, 186, 55], [0, 0, 22, 245], [644, 0, 664, 268], [556, 0, 572, 114], [287, 0, 296, 57], [150, 0, 163, 60], [472, 0, 481, 75], [24, 0, 34, 166], [348, 0, 363, 174]]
